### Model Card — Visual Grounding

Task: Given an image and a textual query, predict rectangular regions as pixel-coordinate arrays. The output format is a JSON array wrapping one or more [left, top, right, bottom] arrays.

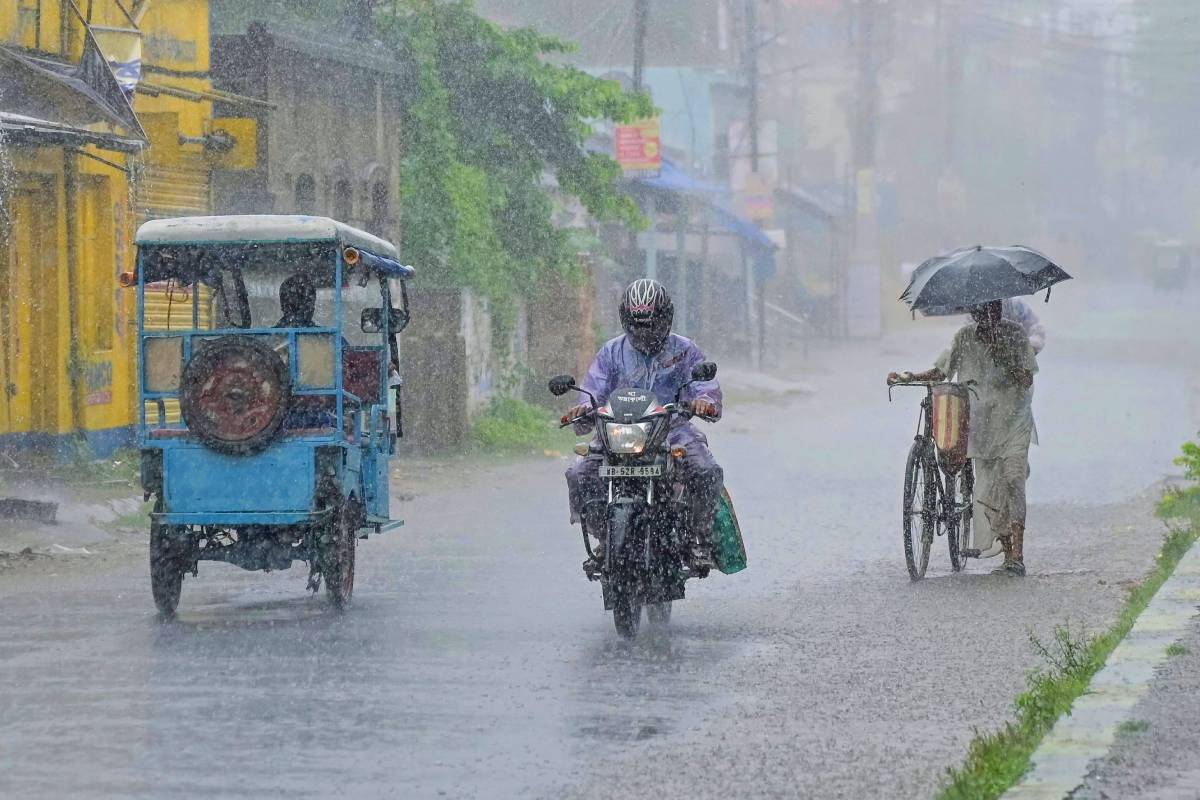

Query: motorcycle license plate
[[600, 465, 663, 478]]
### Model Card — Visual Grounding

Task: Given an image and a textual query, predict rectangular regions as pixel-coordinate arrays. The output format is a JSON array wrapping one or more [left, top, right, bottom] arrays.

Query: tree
[[377, 1, 652, 308], [222, 0, 651, 307]]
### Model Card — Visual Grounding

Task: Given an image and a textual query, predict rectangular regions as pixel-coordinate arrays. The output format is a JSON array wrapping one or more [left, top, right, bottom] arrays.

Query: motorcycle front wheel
[[612, 592, 642, 638]]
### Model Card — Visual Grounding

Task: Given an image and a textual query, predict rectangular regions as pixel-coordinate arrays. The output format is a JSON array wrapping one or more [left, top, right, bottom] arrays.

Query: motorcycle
[[549, 361, 718, 637]]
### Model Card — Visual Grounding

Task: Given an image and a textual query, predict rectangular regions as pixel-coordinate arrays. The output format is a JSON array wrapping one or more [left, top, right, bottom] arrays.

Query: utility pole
[[845, 0, 883, 339], [744, 0, 764, 368], [633, 0, 657, 282], [937, 0, 962, 250], [746, 0, 759, 173], [633, 0, 648, 92]]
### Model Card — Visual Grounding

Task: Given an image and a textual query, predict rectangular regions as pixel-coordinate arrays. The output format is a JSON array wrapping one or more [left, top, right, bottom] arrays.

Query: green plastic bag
[[713, 488, 747, 574]]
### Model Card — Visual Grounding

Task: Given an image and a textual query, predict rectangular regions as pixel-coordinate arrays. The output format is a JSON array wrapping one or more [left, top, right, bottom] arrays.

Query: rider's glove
[[561, 404, 590, 426], [690, 399, 719, 419]]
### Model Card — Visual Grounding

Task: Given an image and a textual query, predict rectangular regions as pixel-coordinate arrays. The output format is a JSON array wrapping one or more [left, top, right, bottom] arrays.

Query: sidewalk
[[1076, 615, 1200, 799], [0, 464, 145, 561]]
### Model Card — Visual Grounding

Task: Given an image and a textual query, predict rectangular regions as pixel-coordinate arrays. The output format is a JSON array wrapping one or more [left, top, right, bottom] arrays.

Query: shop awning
[[0, 35, 146, 151]]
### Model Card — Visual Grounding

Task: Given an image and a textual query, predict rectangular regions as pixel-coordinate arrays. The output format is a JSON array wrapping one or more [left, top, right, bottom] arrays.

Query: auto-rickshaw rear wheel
[[150, 518, 191, 620], [320, 494, 360, 610]]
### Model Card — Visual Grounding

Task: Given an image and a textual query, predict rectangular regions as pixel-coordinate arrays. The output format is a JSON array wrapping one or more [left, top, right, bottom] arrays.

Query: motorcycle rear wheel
[[646, 601, 672, 626]]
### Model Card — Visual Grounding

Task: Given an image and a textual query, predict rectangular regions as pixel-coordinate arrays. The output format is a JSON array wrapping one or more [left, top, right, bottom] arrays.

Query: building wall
[[0, 0, 215, 456], [134, 0, 215, 223], [0, 2, 140, 454], [265, 47, 402, 241], [210, 26, 403, 242]]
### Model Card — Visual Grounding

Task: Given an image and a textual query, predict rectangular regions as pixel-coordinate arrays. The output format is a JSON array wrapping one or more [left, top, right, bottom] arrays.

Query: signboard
[[741, 171, 774, 221], [616, 118, 662, 176]]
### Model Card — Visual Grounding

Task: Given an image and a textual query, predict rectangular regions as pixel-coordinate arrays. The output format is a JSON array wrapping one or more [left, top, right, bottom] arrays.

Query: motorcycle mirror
[[548, 375, 577, 396], [691, 361, 718, 383]]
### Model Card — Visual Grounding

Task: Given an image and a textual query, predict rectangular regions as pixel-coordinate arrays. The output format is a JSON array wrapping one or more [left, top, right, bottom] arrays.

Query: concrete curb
[[1003, 542, 1200, 799]]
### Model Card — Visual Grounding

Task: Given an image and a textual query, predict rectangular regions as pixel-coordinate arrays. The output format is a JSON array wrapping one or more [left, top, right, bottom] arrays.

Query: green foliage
[[1159, 433, 1200, 520], [1117, 719, 1150, 736], [1166, 642, 1190, 657], [371, 1, 652, 305], [0, 442, 139, 491], [937, 521, 1200, 800], [469, 395, 567, 453]]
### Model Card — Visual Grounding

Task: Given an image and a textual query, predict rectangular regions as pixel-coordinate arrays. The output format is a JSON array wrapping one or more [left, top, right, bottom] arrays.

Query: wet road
[[0, 282, 1197, 799]]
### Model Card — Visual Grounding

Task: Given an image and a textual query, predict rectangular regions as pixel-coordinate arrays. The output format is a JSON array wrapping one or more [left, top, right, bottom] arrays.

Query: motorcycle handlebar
[[559, 402, 716, 429]]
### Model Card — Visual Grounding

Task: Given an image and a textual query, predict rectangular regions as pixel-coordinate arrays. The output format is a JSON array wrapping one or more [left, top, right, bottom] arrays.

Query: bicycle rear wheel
[[903, 441, 938, 580], [946, 464, 969, 572]]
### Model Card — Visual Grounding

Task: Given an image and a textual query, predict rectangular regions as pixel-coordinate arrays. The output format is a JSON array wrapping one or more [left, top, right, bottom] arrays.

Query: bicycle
[[888, 380, 977, 580]]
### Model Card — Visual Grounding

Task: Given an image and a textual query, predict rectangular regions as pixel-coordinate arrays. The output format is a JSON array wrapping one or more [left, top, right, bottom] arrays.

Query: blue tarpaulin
[[635, 158, 731, 199], [632, 158, 775, 259]]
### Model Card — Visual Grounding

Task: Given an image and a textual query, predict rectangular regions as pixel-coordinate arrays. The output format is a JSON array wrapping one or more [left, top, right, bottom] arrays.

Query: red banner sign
[[616, 119, 662, 174]]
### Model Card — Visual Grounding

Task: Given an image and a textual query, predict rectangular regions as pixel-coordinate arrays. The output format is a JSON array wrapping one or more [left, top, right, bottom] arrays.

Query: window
[[334, 179, 354, 223], [369, 181, 389, 235], [295, 174, 316, 215]]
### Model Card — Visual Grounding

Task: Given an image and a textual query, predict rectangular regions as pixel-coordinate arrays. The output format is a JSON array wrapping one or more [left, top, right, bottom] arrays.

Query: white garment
[[935, 321, 1038, 460]]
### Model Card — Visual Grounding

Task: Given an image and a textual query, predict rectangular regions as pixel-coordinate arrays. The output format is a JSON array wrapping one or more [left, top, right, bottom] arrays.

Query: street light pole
[[633, 0, 657, 282], [745, 0, 764, 368]]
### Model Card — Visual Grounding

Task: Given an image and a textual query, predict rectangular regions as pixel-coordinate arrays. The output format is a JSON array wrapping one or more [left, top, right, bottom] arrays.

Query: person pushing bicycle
[[888, 299, 1038, 577]]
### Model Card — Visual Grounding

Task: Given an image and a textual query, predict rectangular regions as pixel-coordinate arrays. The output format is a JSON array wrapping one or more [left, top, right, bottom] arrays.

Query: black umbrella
[[900, 245, 1071, 312]]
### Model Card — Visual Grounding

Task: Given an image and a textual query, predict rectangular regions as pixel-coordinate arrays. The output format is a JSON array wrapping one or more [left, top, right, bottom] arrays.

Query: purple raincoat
[[575, 333, 722, 447]]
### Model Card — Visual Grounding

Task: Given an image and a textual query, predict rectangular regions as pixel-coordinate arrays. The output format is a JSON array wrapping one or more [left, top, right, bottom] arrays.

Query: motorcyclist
[[563, 278, 724, 571]]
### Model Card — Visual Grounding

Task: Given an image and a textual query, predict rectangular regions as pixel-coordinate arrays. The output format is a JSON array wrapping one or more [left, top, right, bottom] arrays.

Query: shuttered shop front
[[138, 154, 211, 223]]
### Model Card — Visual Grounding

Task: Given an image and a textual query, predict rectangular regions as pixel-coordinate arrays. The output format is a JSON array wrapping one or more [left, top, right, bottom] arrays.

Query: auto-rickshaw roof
[[136, 215, 401, 262]]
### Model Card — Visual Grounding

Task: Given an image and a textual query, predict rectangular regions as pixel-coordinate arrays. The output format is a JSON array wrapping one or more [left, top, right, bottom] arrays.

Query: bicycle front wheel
[[903, 440, 938, 580]]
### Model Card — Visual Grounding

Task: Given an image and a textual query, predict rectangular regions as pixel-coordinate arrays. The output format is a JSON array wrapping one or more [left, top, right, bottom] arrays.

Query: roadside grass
[[469, 395, 575, 456], [0, 442, 140, 501], [936, 488, 1200, 800], [1166, 642, 1190, 657], [1117, 719, 1151, 736], [101, 500, 154, 534]]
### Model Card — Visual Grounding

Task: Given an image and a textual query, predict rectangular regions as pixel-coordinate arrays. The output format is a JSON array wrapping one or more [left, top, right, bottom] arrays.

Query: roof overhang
[[0, 41, 146, 147], [0, 111, 145, 153]]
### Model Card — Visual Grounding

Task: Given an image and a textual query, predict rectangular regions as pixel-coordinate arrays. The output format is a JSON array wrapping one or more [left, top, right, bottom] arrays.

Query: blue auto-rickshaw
[[129, 215, 414, 617]]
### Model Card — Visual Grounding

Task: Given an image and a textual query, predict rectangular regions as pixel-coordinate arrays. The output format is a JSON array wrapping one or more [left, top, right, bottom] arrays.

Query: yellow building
[[0, 0, 232, 456]]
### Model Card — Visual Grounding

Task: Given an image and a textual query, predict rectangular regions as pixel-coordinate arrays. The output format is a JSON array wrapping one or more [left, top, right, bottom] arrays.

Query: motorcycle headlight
[[605, 422, 651, 454]]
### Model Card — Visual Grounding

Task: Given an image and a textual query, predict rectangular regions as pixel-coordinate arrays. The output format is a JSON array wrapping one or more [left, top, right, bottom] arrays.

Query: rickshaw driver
[[563, 279, 724, 571], [888, 300, 1038, 577], [276, 273, 319, 327]]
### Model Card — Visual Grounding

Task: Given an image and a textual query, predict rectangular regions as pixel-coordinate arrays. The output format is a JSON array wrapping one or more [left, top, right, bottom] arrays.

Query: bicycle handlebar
[[887, 379, 977, 402]]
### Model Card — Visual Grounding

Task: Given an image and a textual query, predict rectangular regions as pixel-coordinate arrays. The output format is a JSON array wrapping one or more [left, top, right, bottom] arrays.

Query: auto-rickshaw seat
[[148, 428, 190, 440], [343, 348, 383, 404]]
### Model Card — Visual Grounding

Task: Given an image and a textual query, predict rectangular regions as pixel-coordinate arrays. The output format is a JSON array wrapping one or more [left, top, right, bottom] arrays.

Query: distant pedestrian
[[889, 299, 1038, 576], [1002, 298, 1046, 353]]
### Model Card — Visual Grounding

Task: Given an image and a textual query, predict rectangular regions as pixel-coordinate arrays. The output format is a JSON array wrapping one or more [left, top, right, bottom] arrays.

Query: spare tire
[[179, 336, 291, 456]]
